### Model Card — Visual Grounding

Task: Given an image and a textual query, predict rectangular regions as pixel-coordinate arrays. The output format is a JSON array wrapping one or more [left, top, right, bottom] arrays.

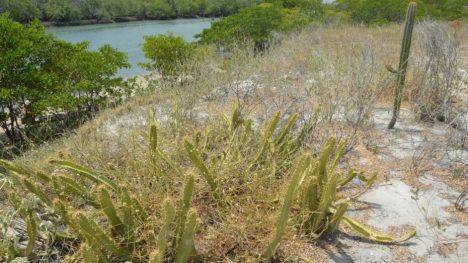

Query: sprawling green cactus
[[295, 106, 321, 150], [0, 109, 417, 262], [264, 137, 416, 259], [387, 2, 417, 129], [150, 124, 158, 156]]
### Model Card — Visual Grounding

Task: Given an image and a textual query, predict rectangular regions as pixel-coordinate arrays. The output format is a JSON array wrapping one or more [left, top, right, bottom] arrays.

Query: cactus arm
[[98, 187, 125, 236], [251, 112, 281, 166], [57, 175, 99, 207], [156, 148, 183, 176], [53, 199, 71, 225], [275, 113, 298, 147], [338, 170, 359, 187], [25, 212, 37, 256], [342, 216, 416, 243], [317, 137, 336, 184], [327, 202, 349, 233], [81, 243, 110, 263], [120, 187, 136, 250], [174, 175, 195, 247], [50, 160, 119, 191], [295, 105, 321, 151], [131, 196, 149, 221], [174, 211, 198, 263], [151, 199, 176, 263], [230, 107, 243, 132], [22, 178, 51, 206], [184, 141, 223, 205], [73, 212, 131, 259], [0, 160, 33, 176], [263, 155, 311, 260], [150, 124, 158, 157]]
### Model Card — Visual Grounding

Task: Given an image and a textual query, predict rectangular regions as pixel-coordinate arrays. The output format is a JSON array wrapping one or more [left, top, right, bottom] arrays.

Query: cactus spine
[[388, 2, 416, 129]]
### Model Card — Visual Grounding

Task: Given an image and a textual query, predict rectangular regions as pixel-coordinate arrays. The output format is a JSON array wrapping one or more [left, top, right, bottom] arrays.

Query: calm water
[[46, 19, 213, 77]]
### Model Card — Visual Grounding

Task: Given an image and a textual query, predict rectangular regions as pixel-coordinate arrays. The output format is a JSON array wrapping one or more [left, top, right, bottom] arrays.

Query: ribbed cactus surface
[[388, 2, 417, 129]]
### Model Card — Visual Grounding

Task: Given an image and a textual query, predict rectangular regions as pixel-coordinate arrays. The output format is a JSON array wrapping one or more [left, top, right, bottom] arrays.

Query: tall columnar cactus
[[387, 2, 417, 129]]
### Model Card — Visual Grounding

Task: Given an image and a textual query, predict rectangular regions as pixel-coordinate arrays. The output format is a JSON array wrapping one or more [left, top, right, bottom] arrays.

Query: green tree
[[0, 14, 128, 142], [141, 33, 194, 77], [350, 0, 407, 24], [44, 0, 80, 21], [175, 0, 199, 16], [0, 0, 40, 22], [76, 0, 103, 19], [38, 41, 129, 114], [144, 0, 175, 18], [0, 14, 51, 141], [264, 0, 323, 17], [197, 3, 313, 52]]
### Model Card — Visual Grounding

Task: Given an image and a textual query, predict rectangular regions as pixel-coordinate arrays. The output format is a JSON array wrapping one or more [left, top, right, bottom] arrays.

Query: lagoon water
[[46, 18, 213, 78]]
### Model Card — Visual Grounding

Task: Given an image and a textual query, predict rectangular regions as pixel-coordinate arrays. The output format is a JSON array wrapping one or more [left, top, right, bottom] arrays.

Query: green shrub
[[0, 14, 128, 143], [197, 2, 320, 52], [141, 33, 194, 77]]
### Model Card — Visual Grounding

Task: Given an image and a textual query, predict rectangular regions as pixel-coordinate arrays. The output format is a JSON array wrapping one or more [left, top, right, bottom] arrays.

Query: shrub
[[197, 2, 319, 52], [0, 14, 128, 144], [141, 33, 194, 77], [411, 21, 465, 128]]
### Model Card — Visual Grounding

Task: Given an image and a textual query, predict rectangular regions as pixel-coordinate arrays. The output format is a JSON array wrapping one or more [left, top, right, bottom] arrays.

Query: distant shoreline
[[42, 15, 217, 27]]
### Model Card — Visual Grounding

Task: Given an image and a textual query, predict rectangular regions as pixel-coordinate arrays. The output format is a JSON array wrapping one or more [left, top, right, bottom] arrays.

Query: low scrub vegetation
[[141, 34, 194, 77], [0, 108, 415, 262]]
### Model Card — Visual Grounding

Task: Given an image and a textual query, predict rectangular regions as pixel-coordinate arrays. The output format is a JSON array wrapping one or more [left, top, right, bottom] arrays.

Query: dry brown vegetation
[[1, 21, 467, 262]]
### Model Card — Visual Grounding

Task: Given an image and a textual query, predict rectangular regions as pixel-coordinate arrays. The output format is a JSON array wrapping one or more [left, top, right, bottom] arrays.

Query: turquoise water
[[46, 19, 213, 78]]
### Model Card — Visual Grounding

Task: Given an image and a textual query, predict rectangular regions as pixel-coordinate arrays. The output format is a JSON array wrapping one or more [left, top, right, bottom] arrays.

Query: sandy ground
[[326, 108, 467, 263]]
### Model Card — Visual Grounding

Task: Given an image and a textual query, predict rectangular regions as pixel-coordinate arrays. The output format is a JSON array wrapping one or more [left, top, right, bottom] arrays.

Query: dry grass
[[3, 21, 467, 262]]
